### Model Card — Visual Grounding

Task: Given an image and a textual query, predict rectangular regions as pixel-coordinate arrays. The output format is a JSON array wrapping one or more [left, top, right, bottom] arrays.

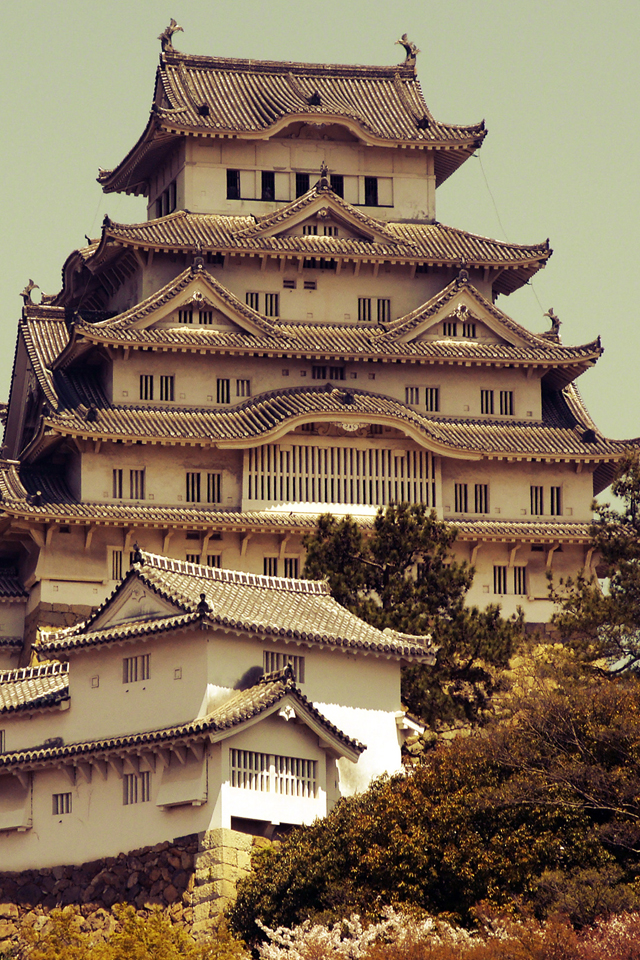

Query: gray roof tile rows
[[0, 671, 364, 771], [40, 551, 432, 662], [0, 661, 69, 714]]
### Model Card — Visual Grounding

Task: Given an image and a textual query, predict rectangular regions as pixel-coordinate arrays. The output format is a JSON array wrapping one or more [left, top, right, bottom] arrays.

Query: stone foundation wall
[[0, 829, 261, 951]]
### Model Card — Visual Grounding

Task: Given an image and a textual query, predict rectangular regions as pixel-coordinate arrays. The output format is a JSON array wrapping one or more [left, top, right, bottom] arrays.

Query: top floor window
[[227, 169, 240, 200], [261, 170, 275, 201], [155, 181, 176, 218], [295, 173, 310, 197], [330, 174, 344, 197], [364, 177, 378, 206]]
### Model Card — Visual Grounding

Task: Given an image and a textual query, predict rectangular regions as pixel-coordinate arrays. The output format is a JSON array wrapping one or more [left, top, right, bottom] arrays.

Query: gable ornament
[[158, 19, 183, 53]]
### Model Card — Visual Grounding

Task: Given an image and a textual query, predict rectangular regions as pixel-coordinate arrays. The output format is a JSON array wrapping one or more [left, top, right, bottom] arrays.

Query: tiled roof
[[19, 310, 69, 408], [453, 519, 592, 543], [0, 672, 364, 771], [93, 206, 550, 295], [98, 50, 486, 195], [33, 383, 633, 461], [0, 574, 28, 601], [39, 551, 432, 662], [0, 662, 69, 714]]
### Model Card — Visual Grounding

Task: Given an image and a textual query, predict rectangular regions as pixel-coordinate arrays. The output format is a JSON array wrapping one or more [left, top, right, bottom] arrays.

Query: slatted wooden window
[[230, 750, 316, 797], [236, 379, 251, 397], [530, 485, 544, 515], [217, 379, 231, 404], [494, 565, 508, 595], [462, 322, 476, 338], [207, 555, 222, 568], [513, 566, 527, 596], [246, 292, 259, 310], [265, 293, 279, 317], [208, 473, 222, 503], [123, 771, 151, 805], [481, 390, 494, 415], [443, 321, 457, 337], [123, 654, 150, 684], [475, 484, 489, 514], [186, 554, 200, 564], [178, 309, 193, 324], [302, 224, 318, 235], [454, 483, 468, 513], [264, 651, 305, 681], [186, 472, 201, 502], [199, 310, 214, 325], [246, 446, 436, 508], [377, 299, 391, 324], [111, 550, 123, 581], [264, 557, 278, 577], [405, 387, 420, 405], [283, 557, 299, 579], [500, 391, 514, 416], [550, 486, 562, 515], [129, 470, 145, 500], [160, 375, 174, 401], [52, 792, 72, 815], [425, 387, 439, 413], [139, 375, 153, 401], [358, 298, 372, 322]]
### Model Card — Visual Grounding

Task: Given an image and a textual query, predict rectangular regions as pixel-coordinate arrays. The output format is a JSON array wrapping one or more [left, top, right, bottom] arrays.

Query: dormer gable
[[86, 575, 182, 631], [235, 182, 400, 246]]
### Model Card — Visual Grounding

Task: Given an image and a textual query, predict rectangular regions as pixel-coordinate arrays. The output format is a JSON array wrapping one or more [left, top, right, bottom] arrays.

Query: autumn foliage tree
[[303, 504, 523, 725]]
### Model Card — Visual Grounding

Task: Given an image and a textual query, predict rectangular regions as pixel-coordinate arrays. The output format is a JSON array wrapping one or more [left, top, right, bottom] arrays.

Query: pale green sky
[[1, 0, 639, 441]]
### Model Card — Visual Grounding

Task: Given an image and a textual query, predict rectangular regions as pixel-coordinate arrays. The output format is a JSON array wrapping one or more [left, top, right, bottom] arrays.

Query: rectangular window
[[283, 279, 296, 289], [513, 566, 527, 596], [123, 654, 150, 684], [230, 749, 316, 797], [303, 280, 317, 290], [186, 554, 200, 564], [323, 226, 338, 237], [312, 366, 327, 380], [481, 390, 494, 415], [199, 310, 214, 325], [474, 484, 489, 514], [178, 309, 193, 324], [52, 792, 72, 815], [217, 379, 231, 404], [246, 292, 260, 311], [550, 486, 562, 515], [186, 472, 201, 503], [139, 374, 153, 401], [443, 321, 457, 337], [462, 322, 476, 338], [364, 176, 378, 206], [358, 298, 372, 322], [236, 379, 251, 398], [261, 170, 275, 201], [500, 391, 514, 416], [227, 169, 240, 200], [329, 367, 345, 381], [302, 224, 318, 235], [207, 472, 222, 503], [530, 485, 544, 515], [123, 771, 151, 805], [493, 565, 508, 595], [405, 387, 420, 405], [264, 557, 279, 577], [207, 554, 222, 568], [425, 387, 440, 413], [330, 174, 344, 197], [112, 469, 123, 499], [0, 730, 5, 753], [265, 293, 279, 317], [295, 173, 310, 197], [129, 469, 145, 500], [283, 557, 299, 579], [160, 375, 174, 402], [454, 483, 468, 513], [111, 550, 123, 581], [264, 650, 304, 680], [377, 299, 391, 324]]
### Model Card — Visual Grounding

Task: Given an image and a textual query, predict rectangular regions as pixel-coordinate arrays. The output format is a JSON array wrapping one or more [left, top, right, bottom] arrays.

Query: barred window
[[123, 771, 151, 805], [261, 170, 275, 201], [513, 566, 527, 596], [303, 279, 316, 290], [295, 173, 310, 197], [160, 375, 174, 401], [186, 554, 200, 564], [364, 176, 378, 206], [111, 550, 123, 581], [475, 484, 489, 514], [217, 379, 231, 404], [264, 557, 278, 577], [199, 310, 214, 325], [330, 174, 344, 197], [329, 367, 345, 381], [494, 565, 508, 595], [112, 469, 123, 499], [207, 555, 222, 569], [302, 224, 318, 235], [207, 473, 222, 503], [550, 486, 562, 515], [454, 482, 468, 513], [264, 650, 305, 681], [236, 379, 251, 397], [0, 730, 5, 753], [139, 374, 153, 401], [377, 299, 390, 324], [283, 279, 296, 289], [443, 321, 457, 337], [230, 749, 316, 797], [246, 292, 260, 311], [123, 654, 150, 684], [129, 470, 145, 500], [283, 557, 299, 579], [52, 792, 72, 815], [500, 390, 514, 416], [265, 293, 279, 317], [530, 485, 544, 515], [186, 472, 201, 503], [312, 366, 327, 380], [425, 387, 439, 413], [324, 225, 338, 236], [226, 169, 240, 200], [481, 390, 494, 415], [358, 298, 372, 322], [462, 322, 476, 338], [405, 386, 420, 405], [178, 309, 193, 324]]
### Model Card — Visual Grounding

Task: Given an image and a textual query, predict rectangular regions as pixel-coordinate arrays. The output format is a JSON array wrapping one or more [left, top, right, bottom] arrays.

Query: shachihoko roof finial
[[21, 280, 39, 305], [544, 307, 561, 337], [319, 160, 330, 189], [395, 34, 420, 63], [158, 19, 184, 53]]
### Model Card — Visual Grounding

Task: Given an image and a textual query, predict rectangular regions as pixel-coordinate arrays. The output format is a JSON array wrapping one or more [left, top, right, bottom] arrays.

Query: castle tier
[[2, 35, 636, 658]]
